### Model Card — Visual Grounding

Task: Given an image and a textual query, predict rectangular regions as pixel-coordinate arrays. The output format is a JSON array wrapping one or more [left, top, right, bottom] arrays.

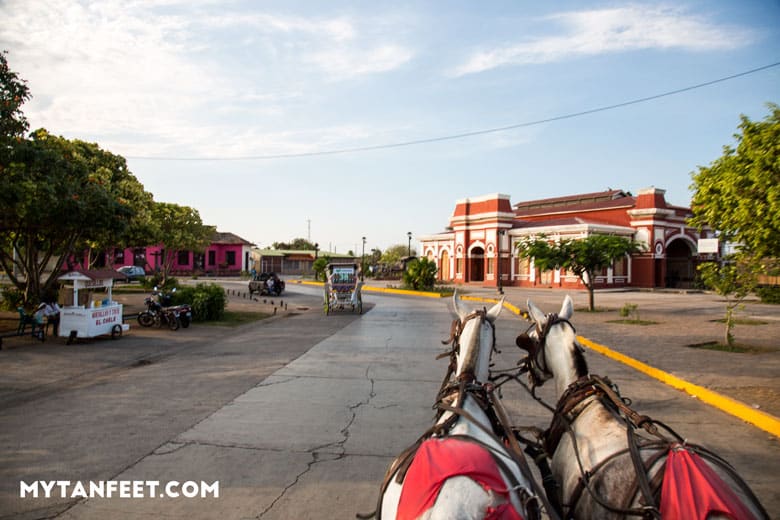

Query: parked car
[[117, 265, 146, 282], [248, 272, 285, 296]]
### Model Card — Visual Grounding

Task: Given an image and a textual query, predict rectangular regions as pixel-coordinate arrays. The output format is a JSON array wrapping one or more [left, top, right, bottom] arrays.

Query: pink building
[[79, 231, 255, 277]]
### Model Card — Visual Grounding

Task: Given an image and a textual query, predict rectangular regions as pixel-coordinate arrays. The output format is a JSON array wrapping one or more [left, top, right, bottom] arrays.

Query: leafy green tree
[[0, 130, 149, 305], [0, 50, 31, 145], [312, 256, 331, 282], [516, 234, 644, 311], [403, 257, 437, 291], [149, 202, 215, 284], [689, 103, 780, 261], [698, 255, 759, 347], [272, 238, 317, 250], [380, 244, 414, 265]]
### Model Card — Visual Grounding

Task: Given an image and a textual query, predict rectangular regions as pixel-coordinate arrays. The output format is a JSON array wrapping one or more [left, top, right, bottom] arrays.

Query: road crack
[[256, 366, 377, 518]]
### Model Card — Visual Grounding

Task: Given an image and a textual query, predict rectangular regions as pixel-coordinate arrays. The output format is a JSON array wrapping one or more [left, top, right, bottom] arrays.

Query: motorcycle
[[137, 287, 182, 330], [157, 288, 192, 328]]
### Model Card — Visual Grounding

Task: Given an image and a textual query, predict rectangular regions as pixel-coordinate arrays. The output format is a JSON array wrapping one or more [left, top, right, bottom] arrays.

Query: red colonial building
[[419, 188, 714, 290]]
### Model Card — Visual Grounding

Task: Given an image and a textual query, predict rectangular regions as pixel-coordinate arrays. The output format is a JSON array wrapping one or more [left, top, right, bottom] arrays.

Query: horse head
[[515, 295, 588, 398], [450, 291, 504, 384]]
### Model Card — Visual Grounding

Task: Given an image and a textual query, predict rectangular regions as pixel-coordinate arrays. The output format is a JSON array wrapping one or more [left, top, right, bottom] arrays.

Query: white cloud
[[452, 5, 755, 76], [306, 44, 414, 80], [0, 0, 414, 157]]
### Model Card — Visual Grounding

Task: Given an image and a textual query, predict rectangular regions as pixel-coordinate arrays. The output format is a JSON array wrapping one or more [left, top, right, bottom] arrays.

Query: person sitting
[[43, 301, 61, 336]]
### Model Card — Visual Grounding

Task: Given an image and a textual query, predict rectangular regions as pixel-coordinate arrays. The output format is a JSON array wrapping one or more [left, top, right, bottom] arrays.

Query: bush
[[170, 283, 226, 322], [403, 258, 437, 291], [142, 273, 178, 291], [0, 286, 25, 311], [757, 286, 780, 304]]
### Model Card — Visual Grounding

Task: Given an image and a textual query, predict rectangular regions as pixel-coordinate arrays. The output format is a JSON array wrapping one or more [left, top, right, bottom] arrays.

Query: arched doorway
[[666, 238, 695, 288], [440, 250, 450, 280], [470, 247, 484, 282]]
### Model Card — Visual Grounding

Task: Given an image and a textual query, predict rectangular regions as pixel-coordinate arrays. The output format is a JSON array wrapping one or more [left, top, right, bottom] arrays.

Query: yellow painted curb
[[362, 286, 444, 298], [577, 336, 780, 438], [288, 280, 324, 287]]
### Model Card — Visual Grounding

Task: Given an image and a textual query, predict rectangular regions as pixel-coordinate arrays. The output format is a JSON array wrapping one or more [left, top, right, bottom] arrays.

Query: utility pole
[[307, 219, 311, 242]]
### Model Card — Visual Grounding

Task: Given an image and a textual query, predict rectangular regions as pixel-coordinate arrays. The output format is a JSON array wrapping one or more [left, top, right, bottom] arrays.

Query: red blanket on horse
[[660, 447, 756, 520], [397, 438, 524, 520]]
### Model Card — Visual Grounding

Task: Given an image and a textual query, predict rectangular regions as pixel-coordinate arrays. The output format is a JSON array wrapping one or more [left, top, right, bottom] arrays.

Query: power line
[[127, 61, 780, 162]]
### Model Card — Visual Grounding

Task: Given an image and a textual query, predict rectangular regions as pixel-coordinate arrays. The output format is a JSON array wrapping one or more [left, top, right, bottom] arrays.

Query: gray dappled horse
[[367, 295, 544, 519], [516, 295, 769, 519]]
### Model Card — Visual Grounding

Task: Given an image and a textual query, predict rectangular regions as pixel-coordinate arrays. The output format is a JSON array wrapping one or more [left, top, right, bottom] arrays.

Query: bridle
[[515, 312, 577, 388], [440, 308, 497, 385]]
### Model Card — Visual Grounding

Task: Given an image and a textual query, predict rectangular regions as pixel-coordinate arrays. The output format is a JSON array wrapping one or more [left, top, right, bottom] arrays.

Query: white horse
[[516, 295, 769, 519], [370, 294, 543, 520]]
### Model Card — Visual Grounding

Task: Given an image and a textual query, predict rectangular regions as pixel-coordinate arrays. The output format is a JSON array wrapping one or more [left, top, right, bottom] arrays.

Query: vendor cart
[[324, 263, 363, 315], [57, 270, 130, 343]]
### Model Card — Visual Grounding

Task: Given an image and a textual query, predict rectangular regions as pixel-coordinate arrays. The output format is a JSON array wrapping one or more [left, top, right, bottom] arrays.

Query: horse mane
[[572, 338, 588, 378]]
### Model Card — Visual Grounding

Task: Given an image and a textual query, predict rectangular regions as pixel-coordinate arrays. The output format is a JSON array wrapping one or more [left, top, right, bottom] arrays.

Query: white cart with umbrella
[[57, 270, 130, 343]]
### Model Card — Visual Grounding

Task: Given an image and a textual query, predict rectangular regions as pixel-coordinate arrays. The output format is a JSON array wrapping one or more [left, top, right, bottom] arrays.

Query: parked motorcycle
[[157, 288, 193, 328], [137, 287, 181, 330]]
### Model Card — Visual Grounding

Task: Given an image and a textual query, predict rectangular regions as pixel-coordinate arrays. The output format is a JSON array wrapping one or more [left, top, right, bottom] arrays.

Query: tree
[[0, 50, 31, 144], [689, 103, 780, 261], [403, 257, 437, 291], [698, 255, 759, 347], [0, 130, 151, 305], [380, 244, 415, 265], [516, 234, 644, 311], [272, 238, 317, 250], [149, 202, 215, 284], [312, 256, 331, 282]]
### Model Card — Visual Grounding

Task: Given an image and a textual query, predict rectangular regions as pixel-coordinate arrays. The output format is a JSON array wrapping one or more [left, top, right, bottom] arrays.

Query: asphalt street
[[0, 282, 778, 519]]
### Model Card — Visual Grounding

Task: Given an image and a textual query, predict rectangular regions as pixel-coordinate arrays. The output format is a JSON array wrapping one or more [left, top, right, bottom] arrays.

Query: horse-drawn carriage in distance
[[248, 272, 285, 297], [323, 262, 362, 315]]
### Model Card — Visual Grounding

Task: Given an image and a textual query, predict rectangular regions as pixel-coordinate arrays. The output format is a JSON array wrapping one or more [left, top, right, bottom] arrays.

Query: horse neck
[[544, 324, 586, 400], [456, 319, 492, 383]]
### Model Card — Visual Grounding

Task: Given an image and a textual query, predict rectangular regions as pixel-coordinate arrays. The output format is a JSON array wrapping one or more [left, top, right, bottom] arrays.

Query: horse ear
[[486, 297, 504, 323], [526, 299, 546, 324], [560, 294, 574, 320], [452, 291, 468, 320]]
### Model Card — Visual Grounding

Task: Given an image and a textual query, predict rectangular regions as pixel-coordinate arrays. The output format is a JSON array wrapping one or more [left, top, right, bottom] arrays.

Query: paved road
[[0, 283, 778, 519]]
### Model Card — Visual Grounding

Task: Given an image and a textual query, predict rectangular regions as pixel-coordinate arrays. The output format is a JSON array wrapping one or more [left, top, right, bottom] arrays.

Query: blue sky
[[1, 1, 778, 254]]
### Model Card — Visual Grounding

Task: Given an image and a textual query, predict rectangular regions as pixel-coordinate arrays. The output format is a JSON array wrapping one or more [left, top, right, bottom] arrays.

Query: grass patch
[[202, 310, 273, 327], [709, 318, 769, 326], [686, 341, 774, 354], [606, 319, 659, 326]]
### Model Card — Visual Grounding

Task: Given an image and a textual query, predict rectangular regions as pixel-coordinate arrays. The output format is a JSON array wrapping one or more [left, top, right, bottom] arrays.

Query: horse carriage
[[361, 294, 768, 520], [323, 262, 363, 315]]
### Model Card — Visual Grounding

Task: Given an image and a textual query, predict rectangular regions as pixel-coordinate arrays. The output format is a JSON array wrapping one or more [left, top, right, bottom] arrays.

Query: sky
[[1, 1, 778, 254]]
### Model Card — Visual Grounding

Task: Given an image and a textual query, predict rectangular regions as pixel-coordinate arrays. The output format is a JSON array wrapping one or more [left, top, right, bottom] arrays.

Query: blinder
[[515, 312, 577, 387]]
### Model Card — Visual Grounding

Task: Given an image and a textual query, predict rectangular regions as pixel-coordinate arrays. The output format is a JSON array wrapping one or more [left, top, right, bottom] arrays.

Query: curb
[[577, 336, 780, 439]]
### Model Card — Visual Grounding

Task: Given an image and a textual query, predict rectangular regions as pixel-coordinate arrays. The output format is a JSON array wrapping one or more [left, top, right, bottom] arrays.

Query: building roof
[[211, 231, 255, 246], [514, 189, 635, 217], [253, 248, 355, 259]]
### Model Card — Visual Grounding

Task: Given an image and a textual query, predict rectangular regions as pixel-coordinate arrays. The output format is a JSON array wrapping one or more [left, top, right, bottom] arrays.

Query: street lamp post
[[497, 230, 505, 295], [361, 236, 366, 281], [407, 231, 412, 257]]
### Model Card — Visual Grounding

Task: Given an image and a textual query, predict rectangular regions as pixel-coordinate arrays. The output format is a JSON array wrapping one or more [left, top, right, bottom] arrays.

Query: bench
[[0, 308, 45, 349]]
